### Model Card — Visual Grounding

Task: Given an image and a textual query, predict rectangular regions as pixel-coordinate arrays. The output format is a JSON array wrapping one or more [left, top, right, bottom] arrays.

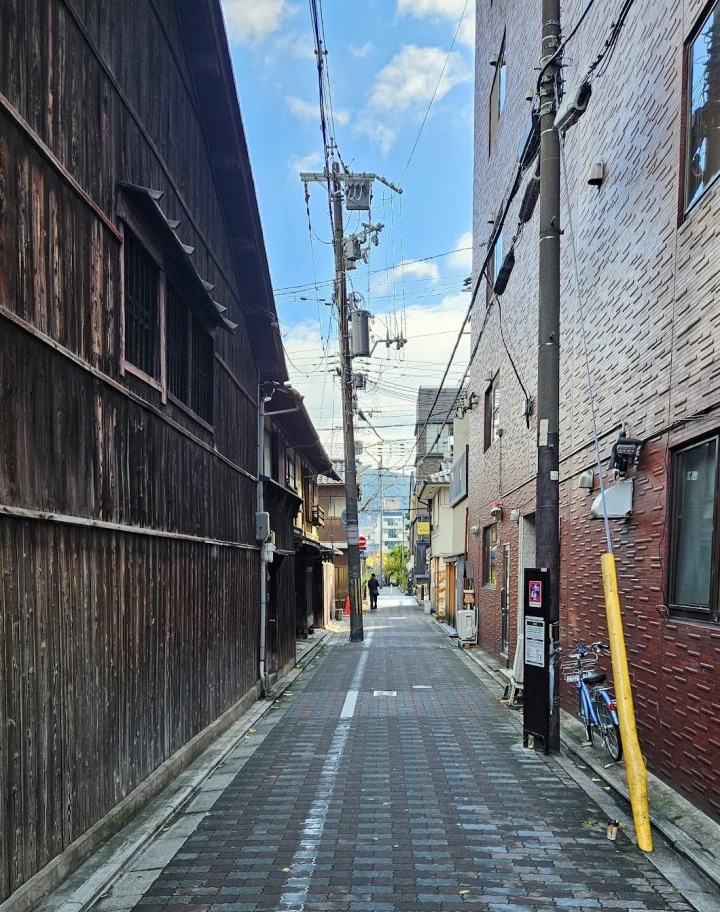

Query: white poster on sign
[[525, 618, 545, 667]]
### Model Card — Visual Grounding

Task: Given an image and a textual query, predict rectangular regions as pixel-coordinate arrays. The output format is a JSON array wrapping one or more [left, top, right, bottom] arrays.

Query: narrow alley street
[[44, 592, 719, 912]]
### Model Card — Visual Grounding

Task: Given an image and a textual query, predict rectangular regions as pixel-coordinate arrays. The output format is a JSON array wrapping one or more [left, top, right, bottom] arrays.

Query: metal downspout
[[258, 388, 269, 696]]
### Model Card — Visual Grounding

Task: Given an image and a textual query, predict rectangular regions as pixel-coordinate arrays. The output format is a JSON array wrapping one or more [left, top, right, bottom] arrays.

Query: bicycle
[[556, 642, 623, 762]]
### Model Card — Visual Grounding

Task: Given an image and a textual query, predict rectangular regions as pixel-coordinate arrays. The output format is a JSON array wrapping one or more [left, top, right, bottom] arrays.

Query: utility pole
[[331, 162, 364, 642], [378, 460, 384, 587], [300, 165, 402, 642], [535, 0, 561, 751]]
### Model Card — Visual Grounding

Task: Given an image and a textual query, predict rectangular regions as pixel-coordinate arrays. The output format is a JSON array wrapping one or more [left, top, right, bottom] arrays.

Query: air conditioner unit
[[457, 609, 477, 645]]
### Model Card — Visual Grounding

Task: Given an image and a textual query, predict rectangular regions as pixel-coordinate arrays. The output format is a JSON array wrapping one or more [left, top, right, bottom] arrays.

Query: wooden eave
[[175, 0, 288, 381]]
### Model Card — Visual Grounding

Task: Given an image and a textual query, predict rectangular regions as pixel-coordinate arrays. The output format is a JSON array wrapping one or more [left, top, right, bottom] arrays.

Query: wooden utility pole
[[536, 0, 561, 750], [331, 162, 364, 642]]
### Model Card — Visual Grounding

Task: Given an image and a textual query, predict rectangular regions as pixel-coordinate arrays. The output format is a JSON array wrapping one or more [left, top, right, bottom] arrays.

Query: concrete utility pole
[[331, 163, 364, 642], [536, 0, 562, 751], [299, 165, 402, 642], [378, 460, 384, 586]]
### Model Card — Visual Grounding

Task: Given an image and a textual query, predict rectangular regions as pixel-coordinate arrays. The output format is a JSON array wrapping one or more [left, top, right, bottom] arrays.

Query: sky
[[222, 0, 474, 472]]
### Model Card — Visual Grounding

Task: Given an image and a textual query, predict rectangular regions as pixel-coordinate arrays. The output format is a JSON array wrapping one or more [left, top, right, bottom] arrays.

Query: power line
[[398, 0, 471, 188], [272, 246, 475, 294]]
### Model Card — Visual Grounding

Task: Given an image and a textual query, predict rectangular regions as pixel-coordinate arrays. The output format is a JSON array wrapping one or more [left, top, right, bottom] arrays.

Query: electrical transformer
[[350, 310, 371, 357]]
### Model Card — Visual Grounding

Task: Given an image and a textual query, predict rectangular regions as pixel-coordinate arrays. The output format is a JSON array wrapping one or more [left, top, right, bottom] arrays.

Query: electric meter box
[[255, 511, 270, 543], [351, 310, 371, 357]]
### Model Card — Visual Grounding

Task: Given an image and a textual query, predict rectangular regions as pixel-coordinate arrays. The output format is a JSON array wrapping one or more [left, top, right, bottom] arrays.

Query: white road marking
[[340, 691, 358, 718], [280, 650, 368, 911]]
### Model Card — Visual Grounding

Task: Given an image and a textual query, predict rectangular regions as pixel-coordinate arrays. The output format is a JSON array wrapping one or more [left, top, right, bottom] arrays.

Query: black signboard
[[523, 568, 551, 754]]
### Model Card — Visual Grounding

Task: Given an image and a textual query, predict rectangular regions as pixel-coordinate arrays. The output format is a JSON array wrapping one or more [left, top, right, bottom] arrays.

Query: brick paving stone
[[99, 610, 720, 912]]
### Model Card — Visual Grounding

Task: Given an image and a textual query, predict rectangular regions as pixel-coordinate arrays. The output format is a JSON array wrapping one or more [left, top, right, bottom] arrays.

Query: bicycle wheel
[[597, 698, 623, 762]]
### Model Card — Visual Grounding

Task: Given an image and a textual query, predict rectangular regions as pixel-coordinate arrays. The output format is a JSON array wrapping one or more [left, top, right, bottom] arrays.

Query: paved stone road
[[93, 599, 718, 912]]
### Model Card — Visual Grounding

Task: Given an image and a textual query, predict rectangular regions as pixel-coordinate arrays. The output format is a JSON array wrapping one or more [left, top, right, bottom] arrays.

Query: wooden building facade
[[261, 388, 337, 681], [0, 0, 292, 903]]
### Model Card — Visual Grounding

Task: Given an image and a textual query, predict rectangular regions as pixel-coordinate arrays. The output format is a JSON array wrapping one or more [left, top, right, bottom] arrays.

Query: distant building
[[409, 386, 464, 608]]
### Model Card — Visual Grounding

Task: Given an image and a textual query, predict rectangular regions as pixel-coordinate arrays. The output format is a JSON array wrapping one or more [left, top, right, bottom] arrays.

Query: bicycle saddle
[[583, 672, 606, 685]]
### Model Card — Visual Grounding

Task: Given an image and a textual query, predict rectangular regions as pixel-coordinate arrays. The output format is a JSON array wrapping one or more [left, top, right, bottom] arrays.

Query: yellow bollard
[[600, 552, 653, 852]]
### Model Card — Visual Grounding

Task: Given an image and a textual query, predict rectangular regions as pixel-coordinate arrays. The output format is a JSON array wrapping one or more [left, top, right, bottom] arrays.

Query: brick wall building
[[470, 0, 720, 818]]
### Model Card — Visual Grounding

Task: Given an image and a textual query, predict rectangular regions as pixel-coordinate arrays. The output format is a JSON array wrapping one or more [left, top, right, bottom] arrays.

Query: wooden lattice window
[[166, 284, 190, 401], [191, 317, 214, 424], [124, 230, 160, 378]]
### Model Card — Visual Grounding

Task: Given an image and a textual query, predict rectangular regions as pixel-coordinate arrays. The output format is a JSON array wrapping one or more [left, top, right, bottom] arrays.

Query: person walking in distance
[[368, 573, 380, 611]]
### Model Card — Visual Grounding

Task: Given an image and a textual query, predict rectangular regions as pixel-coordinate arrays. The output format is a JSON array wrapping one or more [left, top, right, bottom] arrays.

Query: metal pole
[[379, 461, 384, 588], [257, 386, 269, 695], [332, 163, 364, 642], [536, 0, 561, 752]]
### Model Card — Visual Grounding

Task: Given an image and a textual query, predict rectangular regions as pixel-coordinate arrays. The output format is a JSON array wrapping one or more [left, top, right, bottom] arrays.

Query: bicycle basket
[[560, 657, 598, 682]]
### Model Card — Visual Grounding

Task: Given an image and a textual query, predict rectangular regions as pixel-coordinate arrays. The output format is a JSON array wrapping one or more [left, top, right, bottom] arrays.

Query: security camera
[[554, 80, 592, 133]]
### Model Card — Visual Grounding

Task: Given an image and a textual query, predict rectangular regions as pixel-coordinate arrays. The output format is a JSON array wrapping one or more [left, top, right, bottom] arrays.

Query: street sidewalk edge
[[439, 621, 720, 895], [6, 629, 334, 912]]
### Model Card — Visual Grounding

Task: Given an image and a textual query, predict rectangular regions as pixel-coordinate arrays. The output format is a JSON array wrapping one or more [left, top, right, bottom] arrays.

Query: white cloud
[[356, 44, 470, 153], [287, 96, 349, 126], [396, 0, 475, 50], [287, 151, 323, 177], [349, 41, 373, 58], [394, 260, 440, 283], [354, 119, 397, 156], [448, 231, 473, 272], [370, 260, 440, 298], [222, 0, 297, 45], [369, 45, 470, 113]]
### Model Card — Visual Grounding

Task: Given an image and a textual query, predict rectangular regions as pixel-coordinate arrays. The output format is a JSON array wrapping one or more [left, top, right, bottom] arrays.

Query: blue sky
[[223, 0, 473, 468]]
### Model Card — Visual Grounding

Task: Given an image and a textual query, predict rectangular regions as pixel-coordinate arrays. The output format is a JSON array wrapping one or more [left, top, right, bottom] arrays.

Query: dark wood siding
[[0, 0, 272, 901], [0, 516, 258, 900]]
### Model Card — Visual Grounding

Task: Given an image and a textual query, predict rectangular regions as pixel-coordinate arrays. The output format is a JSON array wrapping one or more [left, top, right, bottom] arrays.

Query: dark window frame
[[286, 447, 297, 491], [482, 523, 498, 588], [669, 432, 720, 623], [486, 230, 503, 306], [120, 217, 215, 429], [684, 1, 720, 214], [484, 373, 500, 451], [489, 34, 507, 153]]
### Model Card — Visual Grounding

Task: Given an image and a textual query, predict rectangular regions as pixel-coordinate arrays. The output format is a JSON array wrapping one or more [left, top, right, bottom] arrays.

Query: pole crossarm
[[299, 171, 402, 194]]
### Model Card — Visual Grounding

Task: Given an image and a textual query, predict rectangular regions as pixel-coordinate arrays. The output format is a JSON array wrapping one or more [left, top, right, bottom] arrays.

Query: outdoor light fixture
[[510, 508, 520, 524], [578, 469, 594, 491], [490, 502, 503, 520], [470, 524, 480, 536], [609, 431, 643, 478], [588, 162, 605, 187]]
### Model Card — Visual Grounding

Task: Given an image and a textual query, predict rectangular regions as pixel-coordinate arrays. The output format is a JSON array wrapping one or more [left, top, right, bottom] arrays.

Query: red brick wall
[[470, 0, 720, 817]]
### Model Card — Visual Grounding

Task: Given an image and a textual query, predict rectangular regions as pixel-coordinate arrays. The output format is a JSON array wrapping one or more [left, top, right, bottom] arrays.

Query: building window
[[165, 283, 214, 424], [286, 448, 297, 490], [685, 4, 720, 211], [122, 223, 216, 426], [489, 35, 506, 152], [191, 317, 214, 424], [483, 524, 498, 587], [486, 230, 502, 305], [484, 373, 500, 451], [670, 435, 719, 621], [124, 230, 160, 380]]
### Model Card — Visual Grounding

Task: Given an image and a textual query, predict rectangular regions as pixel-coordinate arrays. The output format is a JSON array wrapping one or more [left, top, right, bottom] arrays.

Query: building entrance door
[[501, 544, 510, 655]]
